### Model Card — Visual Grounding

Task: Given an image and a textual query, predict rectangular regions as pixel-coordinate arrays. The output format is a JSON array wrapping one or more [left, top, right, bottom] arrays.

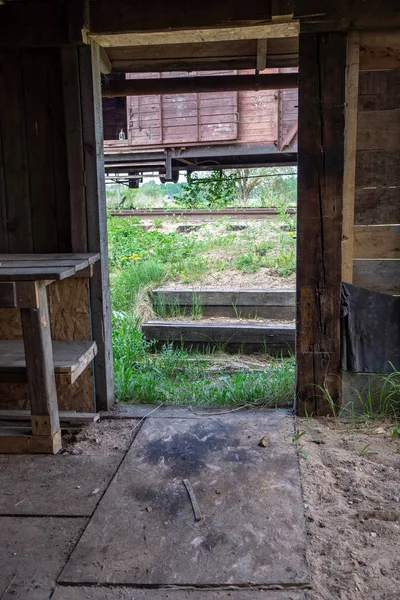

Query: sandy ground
[[299, 417, 400, 600], [160, 315, 295, 325], [167, 267, 296, 290]]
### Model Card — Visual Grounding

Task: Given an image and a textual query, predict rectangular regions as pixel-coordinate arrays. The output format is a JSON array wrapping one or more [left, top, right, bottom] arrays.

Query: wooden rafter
[[90, 22, 299, 48]]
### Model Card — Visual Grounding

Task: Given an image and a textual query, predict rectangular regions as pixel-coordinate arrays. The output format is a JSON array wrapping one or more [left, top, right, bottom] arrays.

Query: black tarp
[[341, 283, 400, 373]]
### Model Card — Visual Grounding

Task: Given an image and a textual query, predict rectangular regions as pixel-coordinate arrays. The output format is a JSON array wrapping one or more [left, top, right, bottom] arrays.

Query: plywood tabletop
[[0, 253, 100, 281]]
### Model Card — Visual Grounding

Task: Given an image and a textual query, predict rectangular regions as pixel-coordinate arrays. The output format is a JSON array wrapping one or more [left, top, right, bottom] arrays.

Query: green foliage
[[113, 323, 296, 406], [108, 214, 298, 405], [291, 430, 308, 460], [175, 171, 237, 209], [233, 231, 296, 277], [107, 217, 206, 280], [111, 259, 166, 315], [258, 167, 297, 207], [106, 180, 182, 210], [152, 218, 163, 229]]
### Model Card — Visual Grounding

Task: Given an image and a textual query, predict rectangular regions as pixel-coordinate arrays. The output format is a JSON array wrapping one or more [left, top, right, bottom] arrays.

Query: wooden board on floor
[[0, 517, 86, 600], [59, 413, 309, 587], [53, 588, 307, 600]]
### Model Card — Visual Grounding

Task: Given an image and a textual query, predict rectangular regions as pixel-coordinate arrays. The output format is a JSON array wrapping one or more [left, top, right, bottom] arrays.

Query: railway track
[[109, 207, 296, 221]]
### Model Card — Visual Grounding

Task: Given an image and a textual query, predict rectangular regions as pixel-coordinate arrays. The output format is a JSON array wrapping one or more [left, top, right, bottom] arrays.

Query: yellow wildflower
[[288, 231, 294, 235]]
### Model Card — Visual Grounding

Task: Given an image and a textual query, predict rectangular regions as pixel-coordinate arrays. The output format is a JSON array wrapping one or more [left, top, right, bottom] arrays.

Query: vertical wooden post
[[20, 282, 61, 442], [296, 32, 347, 416], [61, 46, 88, 254], [79, 41, 114, 411], [342, 32, 360, 283]]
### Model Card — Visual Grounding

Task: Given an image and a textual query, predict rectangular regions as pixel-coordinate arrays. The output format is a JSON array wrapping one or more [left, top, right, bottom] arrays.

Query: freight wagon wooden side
[[103, 68, 298, 180]]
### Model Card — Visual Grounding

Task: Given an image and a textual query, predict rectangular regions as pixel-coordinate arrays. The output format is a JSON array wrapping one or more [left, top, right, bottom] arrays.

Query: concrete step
[[152, 288, 296, 320], [142, 320, 295, 355]]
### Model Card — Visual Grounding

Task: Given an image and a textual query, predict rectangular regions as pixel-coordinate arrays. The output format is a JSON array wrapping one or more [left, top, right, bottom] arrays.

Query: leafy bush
[[175, 171, 237, 208]]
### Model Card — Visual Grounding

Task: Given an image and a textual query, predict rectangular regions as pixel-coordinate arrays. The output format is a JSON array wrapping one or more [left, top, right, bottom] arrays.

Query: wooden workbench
[[0, 254, 100, 454]]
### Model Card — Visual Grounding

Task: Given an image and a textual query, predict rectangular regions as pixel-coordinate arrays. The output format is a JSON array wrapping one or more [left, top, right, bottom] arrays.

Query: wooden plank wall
[[352, 33, 400, 295], [0, 48, 96, 412], [0, 50, 71, 254]]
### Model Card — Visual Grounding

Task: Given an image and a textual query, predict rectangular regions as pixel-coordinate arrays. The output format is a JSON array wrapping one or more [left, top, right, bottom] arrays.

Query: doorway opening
[[102, 57, 298, 410]]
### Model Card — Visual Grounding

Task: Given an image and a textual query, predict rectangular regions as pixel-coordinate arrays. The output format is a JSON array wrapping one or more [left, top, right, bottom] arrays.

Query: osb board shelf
[[0, 340, 97, 385]]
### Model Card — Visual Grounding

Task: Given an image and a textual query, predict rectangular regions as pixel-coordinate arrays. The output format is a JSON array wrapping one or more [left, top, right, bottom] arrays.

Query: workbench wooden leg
[[20, 281, 61, 452]]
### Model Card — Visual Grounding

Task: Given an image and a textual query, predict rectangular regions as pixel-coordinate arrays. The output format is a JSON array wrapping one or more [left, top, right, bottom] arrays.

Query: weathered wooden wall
[[353, 34, 400, 294], [0, 45, 114, 413], [0, 50, 71, 254]]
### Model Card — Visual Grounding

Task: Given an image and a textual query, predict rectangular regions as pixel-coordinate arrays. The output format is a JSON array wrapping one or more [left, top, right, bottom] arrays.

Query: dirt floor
[[2, 413, 400, 599], [298, 417, 400, 600]]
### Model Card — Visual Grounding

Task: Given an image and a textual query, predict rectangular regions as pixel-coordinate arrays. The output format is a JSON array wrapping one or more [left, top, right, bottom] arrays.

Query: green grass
[[112, 318, 295, 406], [107, 215, 296, 281], [108, 214, 297, 405]]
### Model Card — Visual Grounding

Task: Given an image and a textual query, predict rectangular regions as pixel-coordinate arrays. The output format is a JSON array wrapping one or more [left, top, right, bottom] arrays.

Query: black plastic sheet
[[341, 283, 400, 373]]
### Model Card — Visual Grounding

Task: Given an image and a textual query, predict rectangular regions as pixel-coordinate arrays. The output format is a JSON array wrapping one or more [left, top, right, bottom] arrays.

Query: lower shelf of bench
[[0, 427, 62, 454], [0, 340, 97, 384]]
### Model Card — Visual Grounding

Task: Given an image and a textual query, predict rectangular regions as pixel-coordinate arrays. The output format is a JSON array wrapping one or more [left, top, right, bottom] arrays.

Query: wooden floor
[[0, 409, 309, 599]]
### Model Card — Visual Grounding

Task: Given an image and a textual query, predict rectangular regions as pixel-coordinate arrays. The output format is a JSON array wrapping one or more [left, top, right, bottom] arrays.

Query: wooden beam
[[20, 282, 60, 437], [90, 22, 299, 48], [296, 32, 346, 416], [89, 1, 278, 35], [272, 0, 294, 20], [360, 31, 400, 71], [61, 47, 88, 253], [106, 37, 299, 73], [98, 45, 112, 74], [79, 41, 114, 411], [341, 32, 360, 285], [354, 225, 400, 259], [279, 121, 298, 151], [103, 72, 298, 98], [294, 0, 400, 28], [0, 428, 62, 454], [67, 0, 90, 44], [256, 39, 268, 71]]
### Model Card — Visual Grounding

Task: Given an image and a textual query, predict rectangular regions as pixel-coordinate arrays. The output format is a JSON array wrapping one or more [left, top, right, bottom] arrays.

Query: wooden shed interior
[[0, 1, 399, 453]]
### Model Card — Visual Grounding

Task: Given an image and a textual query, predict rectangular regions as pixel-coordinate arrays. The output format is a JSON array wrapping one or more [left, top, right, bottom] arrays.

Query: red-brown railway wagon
[[103, 68, 298, 182]]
